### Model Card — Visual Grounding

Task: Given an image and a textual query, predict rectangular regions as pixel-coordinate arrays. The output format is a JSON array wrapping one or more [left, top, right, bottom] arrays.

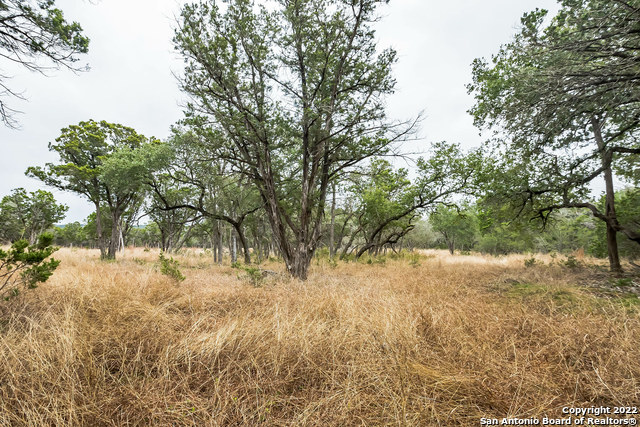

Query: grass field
[[0, 248, 638, 426]]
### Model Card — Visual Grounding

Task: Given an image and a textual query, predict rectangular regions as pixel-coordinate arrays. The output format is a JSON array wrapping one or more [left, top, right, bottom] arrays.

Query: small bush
[[232, 262, 264, 287], [158, 252, 185, 282], [0, 233, 60, 301], [524, 257, 538, 268], [563, 255, 580, 269], [243, 266, 264, 287]]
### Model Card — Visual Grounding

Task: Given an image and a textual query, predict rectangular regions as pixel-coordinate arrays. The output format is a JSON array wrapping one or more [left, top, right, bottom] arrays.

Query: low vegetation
[[0, 248, 637, 425]]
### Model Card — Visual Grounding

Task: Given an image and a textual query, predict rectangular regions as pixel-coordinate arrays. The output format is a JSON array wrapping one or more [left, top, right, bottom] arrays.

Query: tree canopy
[[0, 187, 67, 244], [0, 0, 89, 127], [174, 0, 418, 279], [468, 0, 640, 272], [27, 120, 167, 259]]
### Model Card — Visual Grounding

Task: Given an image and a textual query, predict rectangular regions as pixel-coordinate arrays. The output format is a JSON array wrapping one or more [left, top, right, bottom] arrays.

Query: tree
[[99, 139, 171, 257], [337, 143, 481, 259], [127, 222, 164, 249], [590, 188, 640, 260], [27, 120, 166, 259], [429, 205, 478, 255], [174, 0, 419, 279], [0, 188, 67, 244], [340, 159, 417, 259], [0, 233, 60, 302], [148, 182, 202, 253], [149, 128, 263, 263], [53, 221, 89, 247], [0, 0, 89, 127], [468, 0, 640, 272]]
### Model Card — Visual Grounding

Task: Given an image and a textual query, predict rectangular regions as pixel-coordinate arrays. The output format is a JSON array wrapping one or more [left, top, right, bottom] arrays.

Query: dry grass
[[0, 248, 638, 426]]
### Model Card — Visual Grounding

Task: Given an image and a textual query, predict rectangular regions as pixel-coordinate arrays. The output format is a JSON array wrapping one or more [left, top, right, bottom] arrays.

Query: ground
[[0, 248, 638, 426]]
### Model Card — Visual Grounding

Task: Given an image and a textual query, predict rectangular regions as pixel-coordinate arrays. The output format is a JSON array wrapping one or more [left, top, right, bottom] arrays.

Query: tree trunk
[[340, 230, 360, 260], [230, 229, 237, 264], [446, 235, 455, 255], [118, 224, 125, 256], [232, 222, 251, 264], [603, 165, 622, 272], [106, 211, 120, 260], [217, 224, 223, 265], [287, 248, 313, 280], [329, 182, 336, 260], [211, 228, 218, 263], [95, 202, 106, 259], [592, 117, 622, 273]]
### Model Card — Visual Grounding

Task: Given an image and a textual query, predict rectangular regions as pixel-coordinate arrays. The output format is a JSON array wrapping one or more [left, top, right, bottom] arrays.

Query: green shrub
[[563, 255, 580, 269], [232, 262, 264, 287], [524, 257, 538, 268], [0, 233, 60, 301], [158, 252, 185, 282]]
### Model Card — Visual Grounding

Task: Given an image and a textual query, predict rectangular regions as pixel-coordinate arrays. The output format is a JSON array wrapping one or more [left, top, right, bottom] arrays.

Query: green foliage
[[361, 255, 386, 265], [475, 217, 535, 255], [0, 233, 60, 301], [429, 205, 478, 254], [401, 220, 439, 250], [174, 0, 412, 279], [588, 188, 640, 259], [53, 222, 89, 247], [327, 257, 338, 269], [100, 139, 172, 198], [468, 0, 640, 266], [241, 266, 264, 287], [524, 258, 538, 268], [534, 210, 596, 255], [348, 159, 418, 255], [128, 223, 163, 249], [27, 120, 169, 259], [158, 252, 185, 282], [232, 262, 264, 287], [343, 144, 481, 260], [563, 255, 580, 270], [0, 188, 68, 244], [0, 0, 89, 127]]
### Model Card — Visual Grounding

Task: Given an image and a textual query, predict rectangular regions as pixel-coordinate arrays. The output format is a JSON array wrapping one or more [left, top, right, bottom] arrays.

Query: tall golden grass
[[0, 248, 638, 426]]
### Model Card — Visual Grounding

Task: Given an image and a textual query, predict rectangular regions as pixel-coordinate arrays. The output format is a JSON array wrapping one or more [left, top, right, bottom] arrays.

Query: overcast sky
[[0, 0, 558, 222]]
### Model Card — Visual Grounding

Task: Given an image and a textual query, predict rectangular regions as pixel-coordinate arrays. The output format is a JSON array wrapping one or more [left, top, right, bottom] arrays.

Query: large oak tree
[[468, 0, 640, 272], [174, 0, 417, 279]]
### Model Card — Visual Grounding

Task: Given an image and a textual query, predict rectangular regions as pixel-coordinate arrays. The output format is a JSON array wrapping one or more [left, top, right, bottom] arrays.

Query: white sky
[[0, 0, 558, 222]]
